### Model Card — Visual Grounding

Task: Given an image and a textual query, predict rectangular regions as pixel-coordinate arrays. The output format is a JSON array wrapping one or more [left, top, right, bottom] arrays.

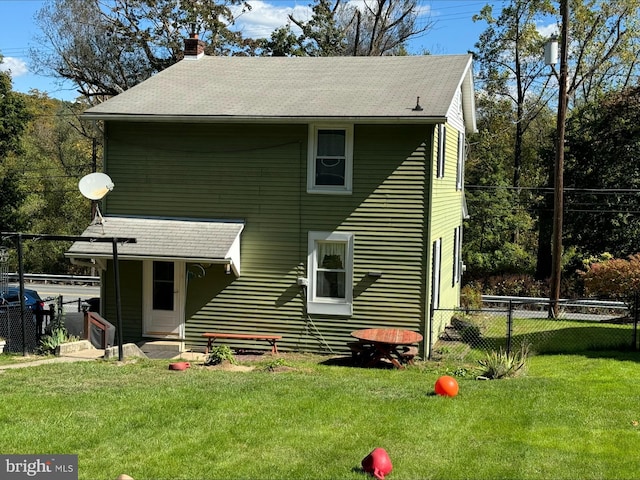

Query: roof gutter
[[66, 253, 240, 276], [64, 252, 233, 263], [82, 113, 448, 125]]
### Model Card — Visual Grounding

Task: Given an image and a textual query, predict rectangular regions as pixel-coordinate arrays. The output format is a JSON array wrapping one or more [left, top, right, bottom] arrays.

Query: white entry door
[[143, 260, 185, 338]]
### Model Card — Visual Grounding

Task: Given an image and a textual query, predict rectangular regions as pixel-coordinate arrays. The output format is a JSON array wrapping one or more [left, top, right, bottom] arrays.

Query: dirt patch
[[202, 361, 254, 372]]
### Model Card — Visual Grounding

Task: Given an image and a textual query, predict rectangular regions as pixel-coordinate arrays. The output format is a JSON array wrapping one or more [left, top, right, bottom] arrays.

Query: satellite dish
[[79, 172, 114, 225], [79, 172, 114, 200]]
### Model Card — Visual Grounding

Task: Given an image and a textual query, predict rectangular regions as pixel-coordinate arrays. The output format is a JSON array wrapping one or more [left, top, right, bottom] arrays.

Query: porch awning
[[65, 216, 245, 275]]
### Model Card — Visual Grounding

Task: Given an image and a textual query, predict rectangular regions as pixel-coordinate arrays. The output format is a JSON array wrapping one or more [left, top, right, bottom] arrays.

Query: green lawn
[[1, 352, 639, 480], [434, 312, 636, 362], [0, 352, 52, 366]]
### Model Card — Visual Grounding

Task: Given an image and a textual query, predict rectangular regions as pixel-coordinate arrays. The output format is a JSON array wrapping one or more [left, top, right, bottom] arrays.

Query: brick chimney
[[184, 25, 205, 59]]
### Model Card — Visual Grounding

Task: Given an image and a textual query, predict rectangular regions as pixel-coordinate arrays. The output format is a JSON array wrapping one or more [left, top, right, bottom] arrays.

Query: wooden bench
[[347, 340, 376, 366], [202, 333, 282, 355], [348, 340, 418, 366], [399, 346, 419, 365]]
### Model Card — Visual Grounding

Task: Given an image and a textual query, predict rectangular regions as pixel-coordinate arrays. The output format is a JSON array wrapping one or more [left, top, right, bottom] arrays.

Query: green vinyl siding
[[427, 123, 465, 349], [300, 125, 430, 348], [103, 122, 305, 349], [100, 121, 446, 354], [104, 122, 305, 221], [339, 124, 428, 327]]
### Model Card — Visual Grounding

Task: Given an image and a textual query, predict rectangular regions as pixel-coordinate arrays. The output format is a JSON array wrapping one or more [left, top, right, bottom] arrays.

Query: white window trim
[[453, 226, 462, 286], [307, 124, 354, 195], [456, 131, 465, 191], [437, 124, 446, 179], [431, 238, 442, 310], [307, 231, 354, 316]]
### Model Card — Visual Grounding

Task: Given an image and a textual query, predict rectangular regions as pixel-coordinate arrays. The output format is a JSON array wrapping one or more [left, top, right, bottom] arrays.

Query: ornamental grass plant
[[1, 352, 639, 479], [477, 343, 530, 379]]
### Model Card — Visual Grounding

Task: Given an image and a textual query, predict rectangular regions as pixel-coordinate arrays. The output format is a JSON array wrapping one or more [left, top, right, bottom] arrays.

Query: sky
[[0, 0, 497, 102]]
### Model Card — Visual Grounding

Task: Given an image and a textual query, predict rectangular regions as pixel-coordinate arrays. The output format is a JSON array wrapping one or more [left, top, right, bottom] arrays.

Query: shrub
[[581, 253, 640, 303], [483, 274, 547, 297], [460, 283, 482, 310], [464, 243, 535, 278], [205, 345, 237, 366], [477, 343, 530, 379], [38, 326, 78, 355], [260, 358, 293, 372]]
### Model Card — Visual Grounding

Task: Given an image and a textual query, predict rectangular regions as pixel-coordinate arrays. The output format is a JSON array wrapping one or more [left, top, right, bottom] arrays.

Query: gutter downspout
[[425, 126, 437, 359]]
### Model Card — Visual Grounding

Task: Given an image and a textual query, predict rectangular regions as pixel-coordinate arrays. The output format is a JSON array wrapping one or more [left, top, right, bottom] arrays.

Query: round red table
[[351, 328, 423, 368]]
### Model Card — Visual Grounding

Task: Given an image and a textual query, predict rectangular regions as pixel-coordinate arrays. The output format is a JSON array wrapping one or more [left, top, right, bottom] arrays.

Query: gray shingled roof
[[84, 55, 474, 127], [66, 216, 244, 262]]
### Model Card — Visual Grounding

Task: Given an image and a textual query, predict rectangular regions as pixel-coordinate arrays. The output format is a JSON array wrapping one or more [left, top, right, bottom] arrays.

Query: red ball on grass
[[434, 375, 459, 397]]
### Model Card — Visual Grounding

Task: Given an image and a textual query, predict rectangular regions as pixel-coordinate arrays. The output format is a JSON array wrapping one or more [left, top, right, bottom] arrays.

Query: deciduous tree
[[464, 94, 552, 278], [31, 0, 250, 102], [473, 0, 555, 190], [18, 93, 96, 272], [0, 60, 32, 234], [288, 0, 347, 56], [568, 0, 640, 102], [269, 0, 431, 57], [473, 0, 640, 281], [563, 86, 640, 259], [339, 0, 432, 56]]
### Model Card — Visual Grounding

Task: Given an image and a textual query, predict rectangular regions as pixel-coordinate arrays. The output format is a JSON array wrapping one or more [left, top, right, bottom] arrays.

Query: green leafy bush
[[260, 358, 293, 372], [460, 284, 483, 310], [464, 243, 536, 278], [38, 326, 78, 355], [483, 274, 547, 297], [205, 345, 237, 366]]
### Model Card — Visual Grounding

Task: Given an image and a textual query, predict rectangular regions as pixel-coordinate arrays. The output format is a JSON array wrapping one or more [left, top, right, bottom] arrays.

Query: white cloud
[[538, 22, 558, 39], [0, 57, 28, 77], [231, 1, 311, 39]]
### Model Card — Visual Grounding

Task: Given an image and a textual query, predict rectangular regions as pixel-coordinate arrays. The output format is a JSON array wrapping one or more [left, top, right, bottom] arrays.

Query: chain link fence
[[431, 297, 637, 363], [0, 295, 92, 354], [0, 306, 39, 353]]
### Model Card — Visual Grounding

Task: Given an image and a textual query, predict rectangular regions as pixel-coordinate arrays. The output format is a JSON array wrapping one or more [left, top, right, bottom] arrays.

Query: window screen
[[315, 129, 346, 186]]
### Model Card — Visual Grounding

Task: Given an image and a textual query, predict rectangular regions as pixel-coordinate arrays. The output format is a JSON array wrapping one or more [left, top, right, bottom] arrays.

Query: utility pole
[[550, 0, 570, 317], [91, 137, 98, 222], [90, 137, 98, 277]]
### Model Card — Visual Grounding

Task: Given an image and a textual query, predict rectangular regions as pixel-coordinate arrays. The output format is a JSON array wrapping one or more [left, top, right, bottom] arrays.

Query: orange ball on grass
[[434, 375, 459, 397]]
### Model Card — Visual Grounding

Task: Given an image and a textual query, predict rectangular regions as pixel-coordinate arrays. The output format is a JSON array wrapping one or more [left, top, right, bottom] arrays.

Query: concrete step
[[104, 343, 147, 360], [138, 340, 183, 352], [137, 340, 186, 359]]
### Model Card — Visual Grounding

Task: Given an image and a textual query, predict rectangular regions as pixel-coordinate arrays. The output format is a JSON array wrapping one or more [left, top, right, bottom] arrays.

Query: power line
[[466, 185, 640, 194]]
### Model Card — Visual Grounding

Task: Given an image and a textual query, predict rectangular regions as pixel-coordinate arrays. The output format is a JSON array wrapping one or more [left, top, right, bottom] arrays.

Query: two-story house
[[67, 48, 476, 357]]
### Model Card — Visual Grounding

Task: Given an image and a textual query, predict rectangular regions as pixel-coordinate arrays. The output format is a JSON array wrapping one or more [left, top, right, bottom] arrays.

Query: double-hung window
[[307, 231, 354, 315], [308, 125, 353, 194]]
